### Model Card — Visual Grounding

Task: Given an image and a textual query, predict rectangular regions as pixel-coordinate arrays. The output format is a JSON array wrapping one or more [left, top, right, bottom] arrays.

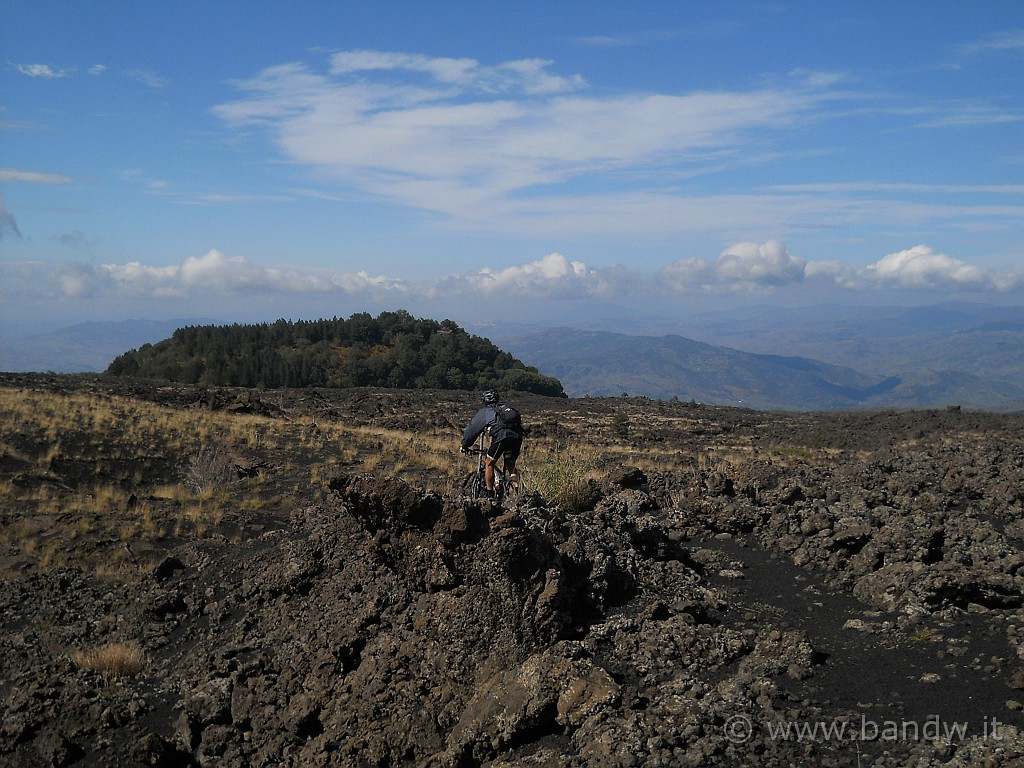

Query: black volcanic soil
[[2, 373, 1024, 767]]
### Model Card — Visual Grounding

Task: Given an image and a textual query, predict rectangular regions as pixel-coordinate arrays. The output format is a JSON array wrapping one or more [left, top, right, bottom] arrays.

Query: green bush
[[534, 446, 597, 512], [611, 410, 630, 439]]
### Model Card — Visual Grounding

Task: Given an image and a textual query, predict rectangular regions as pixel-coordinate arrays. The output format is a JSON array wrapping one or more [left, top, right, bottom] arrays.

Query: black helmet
[[482, 389, 499, 405]]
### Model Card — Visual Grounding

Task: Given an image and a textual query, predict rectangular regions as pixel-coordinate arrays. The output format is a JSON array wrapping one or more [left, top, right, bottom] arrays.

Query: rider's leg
[[504, 437, 522, 488], [484, 454, 496, 492]]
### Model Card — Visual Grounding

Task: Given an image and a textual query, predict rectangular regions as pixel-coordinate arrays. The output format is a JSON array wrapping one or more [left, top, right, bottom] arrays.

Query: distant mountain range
[[3, 302, 1023, 411], [496, 327, 1024, 412], [0, 319, 210, 374], [488, 302, 1024, 412], [678, 302, 1024, 384]]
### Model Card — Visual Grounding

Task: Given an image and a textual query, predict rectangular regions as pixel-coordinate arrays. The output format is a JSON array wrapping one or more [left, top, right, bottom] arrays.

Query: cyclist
[[460, 389, 524, 498]]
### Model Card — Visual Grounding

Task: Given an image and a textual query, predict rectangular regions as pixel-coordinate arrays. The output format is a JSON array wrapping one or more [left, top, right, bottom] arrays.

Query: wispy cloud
[[917, 103, 1022, 128], [328, 50, 586, 95], [12, 62, 70, 78], [210, 50, 1024, 241], [0, 168, 74, 184], [214, 50, 832, 228], [959, 29, 1024, 56], [769, 182, 1024, 194], [197, 193, 294, 204], [116, 168, 169, 194], [124, 69, 169, 88]]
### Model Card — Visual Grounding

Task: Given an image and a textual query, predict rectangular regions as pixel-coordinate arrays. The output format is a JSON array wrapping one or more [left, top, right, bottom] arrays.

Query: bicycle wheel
[[463, 467, 485, 500], [501, 467, 523, 504]]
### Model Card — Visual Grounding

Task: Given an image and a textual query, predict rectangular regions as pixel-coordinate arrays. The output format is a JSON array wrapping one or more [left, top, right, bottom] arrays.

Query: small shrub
[[72, 642, 145, 679], [911, 627, 938, 643], [182, 448, 236, 494], [611, 411, 630, 439]]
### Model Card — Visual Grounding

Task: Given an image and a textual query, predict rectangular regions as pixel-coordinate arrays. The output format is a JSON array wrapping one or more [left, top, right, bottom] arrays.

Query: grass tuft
[[533, 444, 599, 512], [71, 641, 146, 679]]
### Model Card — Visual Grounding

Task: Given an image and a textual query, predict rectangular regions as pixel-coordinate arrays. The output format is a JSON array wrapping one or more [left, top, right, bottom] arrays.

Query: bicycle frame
[[467, 434, 522, 502], [471, 435, 503, 499]]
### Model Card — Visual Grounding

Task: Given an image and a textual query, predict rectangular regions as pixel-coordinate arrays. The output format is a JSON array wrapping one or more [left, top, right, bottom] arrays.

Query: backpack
[[493, 403, 523, 433]]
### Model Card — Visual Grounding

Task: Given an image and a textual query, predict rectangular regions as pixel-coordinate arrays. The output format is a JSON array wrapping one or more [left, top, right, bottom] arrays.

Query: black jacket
[[461, 405, 521, 450]]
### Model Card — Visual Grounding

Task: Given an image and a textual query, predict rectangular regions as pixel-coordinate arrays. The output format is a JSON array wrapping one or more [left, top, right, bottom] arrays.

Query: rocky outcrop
[[677, 438, 1024, 617]]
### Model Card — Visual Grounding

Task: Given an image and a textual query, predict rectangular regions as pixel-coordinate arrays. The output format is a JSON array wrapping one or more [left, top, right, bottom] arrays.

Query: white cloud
[[329, 50, 479, 85], [35, 243, 1022, 308], [213, 51, 824, 222], [13, 63, 69, 78], [88, 64, 107, 76], [210, 50, 1024, 242], [447, 252, 628, 299], [715, 240, 806, 285], [865, 245, 1010, 290], [0, 168, 73, 184], [43, 249, 629, 304], [661, 240, 806, 293], [658, 240, 1023, 295], [56, 263, 105, 298], [804, 259, 863, 289], [328, 271, 409, 293], [327, 50, 586, 94], [50, 249, 407, 299]]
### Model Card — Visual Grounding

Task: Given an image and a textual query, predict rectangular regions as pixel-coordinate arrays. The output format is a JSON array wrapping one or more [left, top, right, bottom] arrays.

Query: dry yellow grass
[[71, 641, 145, 679], [1, 382, 779, 579]]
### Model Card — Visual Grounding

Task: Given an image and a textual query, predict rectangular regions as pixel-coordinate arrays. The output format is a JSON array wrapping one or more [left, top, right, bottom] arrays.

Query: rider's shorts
[[487, 433, 522, 464]]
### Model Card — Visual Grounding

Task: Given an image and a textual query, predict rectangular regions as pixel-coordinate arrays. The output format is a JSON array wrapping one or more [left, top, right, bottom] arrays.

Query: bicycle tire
[[494, 466, 506, 502], [499, 472, 516, 503], [472, 470, 488, 501]]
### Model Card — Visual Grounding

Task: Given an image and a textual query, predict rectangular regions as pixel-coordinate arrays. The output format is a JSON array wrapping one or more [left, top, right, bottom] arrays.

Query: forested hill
[[104, 311, 566, 396]]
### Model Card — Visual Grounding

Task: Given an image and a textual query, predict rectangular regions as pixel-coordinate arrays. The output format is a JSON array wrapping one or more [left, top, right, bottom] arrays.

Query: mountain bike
[[464, 439, 527, 504]]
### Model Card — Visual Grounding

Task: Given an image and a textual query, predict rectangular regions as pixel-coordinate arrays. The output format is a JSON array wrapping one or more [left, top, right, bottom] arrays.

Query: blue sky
[[2, 0, 1023, 335]]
